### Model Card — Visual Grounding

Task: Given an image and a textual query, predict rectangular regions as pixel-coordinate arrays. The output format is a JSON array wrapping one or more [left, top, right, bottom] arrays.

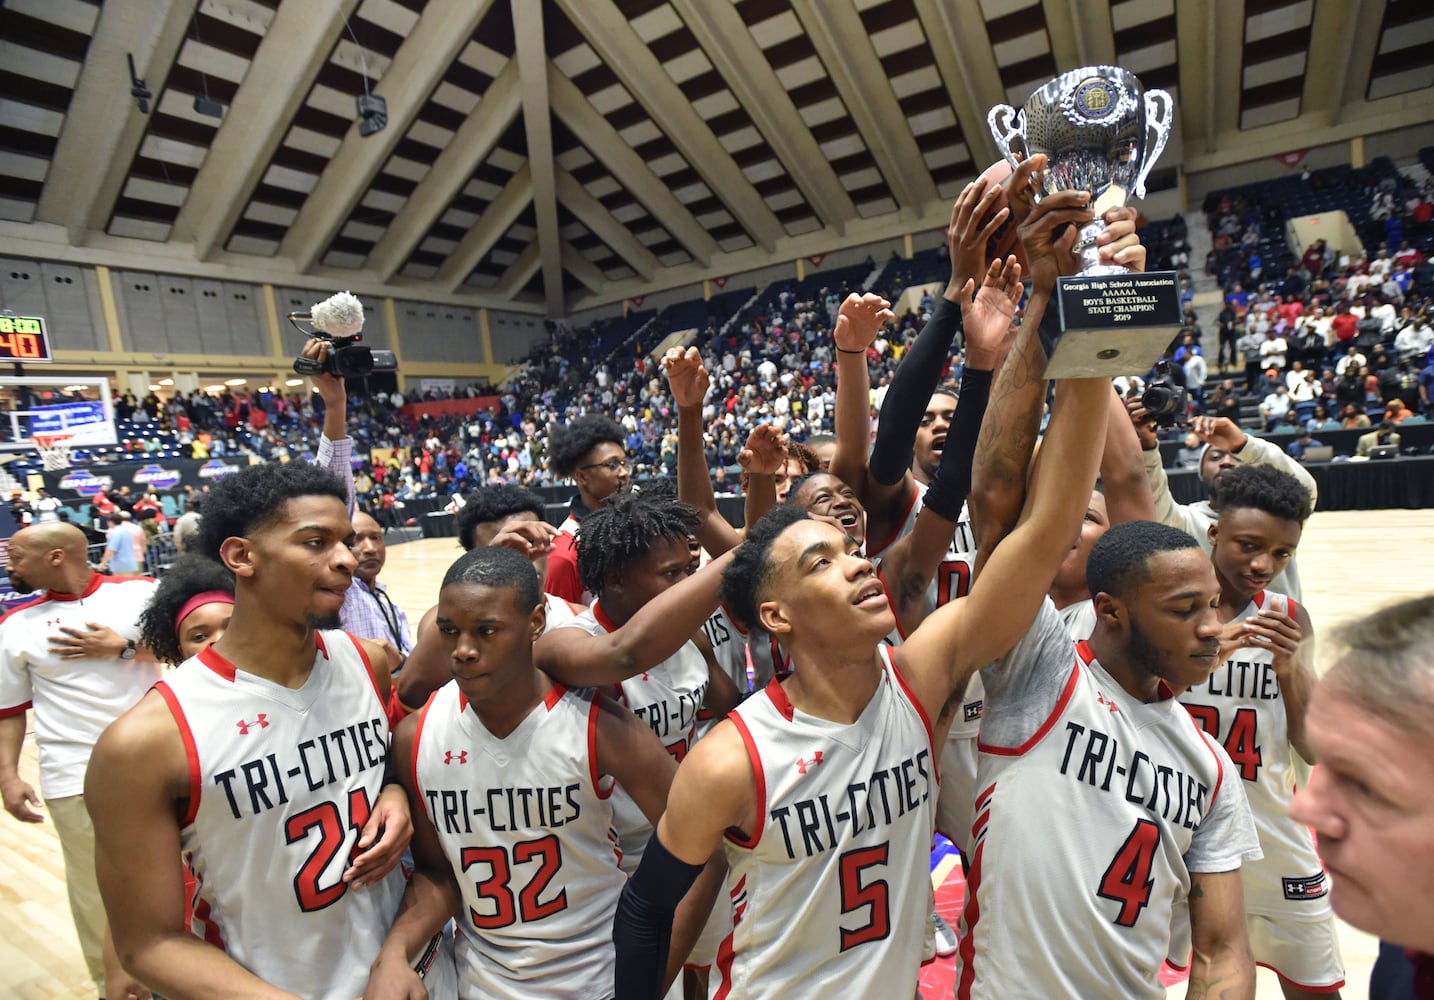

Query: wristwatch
[[119, 639, 138, 661]]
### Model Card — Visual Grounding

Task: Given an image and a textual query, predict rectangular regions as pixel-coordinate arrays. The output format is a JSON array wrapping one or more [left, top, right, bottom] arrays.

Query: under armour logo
[[235, 714, 269, 735], [47, 618, 61, 626], [796, 751, 824, 774], [1096, 692, 1119, 714], [444, 750, 468, 765]]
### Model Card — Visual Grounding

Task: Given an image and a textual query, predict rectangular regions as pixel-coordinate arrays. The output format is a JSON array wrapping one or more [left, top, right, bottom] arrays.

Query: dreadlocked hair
[[137, 555, 236, 665], [787, 441, 820, 474], [575, 492, 699, 598], [1210, 464, 1313, 524]]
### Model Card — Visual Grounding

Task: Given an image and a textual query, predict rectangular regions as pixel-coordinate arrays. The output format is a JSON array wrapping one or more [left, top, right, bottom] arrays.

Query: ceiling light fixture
[[127, 53, 152, 114]]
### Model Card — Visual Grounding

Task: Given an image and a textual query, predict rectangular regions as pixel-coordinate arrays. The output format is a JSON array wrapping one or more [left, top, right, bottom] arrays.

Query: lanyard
[[372, 585, 405, 651]]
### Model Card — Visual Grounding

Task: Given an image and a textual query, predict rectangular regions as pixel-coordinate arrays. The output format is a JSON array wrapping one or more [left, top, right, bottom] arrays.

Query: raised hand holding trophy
[[989, 66, 1181, 377]]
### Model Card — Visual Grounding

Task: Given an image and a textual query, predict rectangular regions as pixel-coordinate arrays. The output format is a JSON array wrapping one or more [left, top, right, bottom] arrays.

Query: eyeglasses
[[579, 457, 629, 473]]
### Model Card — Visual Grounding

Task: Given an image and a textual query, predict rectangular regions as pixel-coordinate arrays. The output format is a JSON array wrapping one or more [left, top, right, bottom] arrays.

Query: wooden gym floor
[[3, 508, 1427, 998]]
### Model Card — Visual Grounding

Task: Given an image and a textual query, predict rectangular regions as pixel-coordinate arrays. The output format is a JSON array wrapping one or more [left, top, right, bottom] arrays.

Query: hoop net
[[33, 434, 72, 472]]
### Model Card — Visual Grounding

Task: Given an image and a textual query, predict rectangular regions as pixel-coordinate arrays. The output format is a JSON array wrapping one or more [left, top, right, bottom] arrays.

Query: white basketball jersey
[[543, 592, 582, 633], [1178, 591, 1330, 918], [1058, 598, 1097, 642], [960, 627, 1260, 1000], [556, 601, 710, 871], [714, 647, 938, 999], [158, 631, 405, 999], [411, 680, 626, 999]]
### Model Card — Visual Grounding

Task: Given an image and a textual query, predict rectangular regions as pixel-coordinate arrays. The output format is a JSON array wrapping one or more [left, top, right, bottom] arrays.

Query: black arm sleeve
[[869, 295, 964, 486], [921, 366, 993, 522], [613, 832, 705, 1000]]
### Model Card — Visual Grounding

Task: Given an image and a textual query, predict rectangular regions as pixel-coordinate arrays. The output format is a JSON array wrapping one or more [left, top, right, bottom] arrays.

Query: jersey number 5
[[461, 834, 568, 929], [1098, 819, 1159, 928], [1185, 703, 1263, 781], [838, 843, 891, 951], [284, 787, 372, 912]]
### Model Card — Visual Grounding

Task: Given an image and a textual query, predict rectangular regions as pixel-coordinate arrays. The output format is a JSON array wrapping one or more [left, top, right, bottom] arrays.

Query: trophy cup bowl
[[986, 66, 1182, 377]]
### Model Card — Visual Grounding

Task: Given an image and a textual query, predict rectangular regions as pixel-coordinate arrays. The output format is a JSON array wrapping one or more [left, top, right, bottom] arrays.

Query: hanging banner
[[1275, 150, 1308, 169], [629, 295, 646, 308], [807, 254, 826, 268], [713, 276, 729, 288]]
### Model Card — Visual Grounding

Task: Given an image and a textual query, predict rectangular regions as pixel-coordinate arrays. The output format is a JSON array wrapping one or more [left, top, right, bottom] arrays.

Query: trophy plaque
[[989, 66, 1182, 377]]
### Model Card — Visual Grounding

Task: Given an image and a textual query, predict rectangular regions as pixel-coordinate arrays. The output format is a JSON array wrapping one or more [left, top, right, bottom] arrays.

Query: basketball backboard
[[0, 376, 117, 451]]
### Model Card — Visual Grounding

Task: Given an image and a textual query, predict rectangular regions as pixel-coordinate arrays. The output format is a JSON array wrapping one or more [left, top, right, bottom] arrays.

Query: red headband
[[174, 591, 235, 637]]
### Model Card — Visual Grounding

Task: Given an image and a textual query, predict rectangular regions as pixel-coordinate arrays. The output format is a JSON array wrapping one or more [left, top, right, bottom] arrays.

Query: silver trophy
[[988, 66, 1181, 377]]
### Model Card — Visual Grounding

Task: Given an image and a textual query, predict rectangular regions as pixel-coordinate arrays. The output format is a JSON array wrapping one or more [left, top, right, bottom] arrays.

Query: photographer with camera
[[1120, 405, 1317, 600]]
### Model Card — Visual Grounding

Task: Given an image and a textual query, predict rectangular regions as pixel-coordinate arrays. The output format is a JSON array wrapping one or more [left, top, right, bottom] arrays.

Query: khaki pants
[[48, 793, 107, 988]]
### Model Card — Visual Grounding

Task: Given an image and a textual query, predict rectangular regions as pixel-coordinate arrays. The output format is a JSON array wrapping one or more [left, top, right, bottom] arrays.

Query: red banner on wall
[[1275, 150, 1308, 168], [630, 295, 646, 308], [713, 276, 728, 288], [399, 396, 499, 420], [807, 254, 826, 267]]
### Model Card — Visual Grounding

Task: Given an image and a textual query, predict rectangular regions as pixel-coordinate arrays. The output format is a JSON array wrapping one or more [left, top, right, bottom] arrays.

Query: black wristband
[[836, 347, 867, 355]]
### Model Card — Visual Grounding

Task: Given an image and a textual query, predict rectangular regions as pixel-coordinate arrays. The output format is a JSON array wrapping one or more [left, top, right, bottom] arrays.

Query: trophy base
[[1047, 270, 1182, 378]]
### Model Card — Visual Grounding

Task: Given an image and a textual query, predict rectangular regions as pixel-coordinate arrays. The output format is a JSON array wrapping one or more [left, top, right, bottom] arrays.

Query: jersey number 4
[[838, 843, 891, 951], [460, 834, 568, 929], [284, 787, 372, 912], [1185, 704, 1264, 781], [1098, 819, 1160, 928]]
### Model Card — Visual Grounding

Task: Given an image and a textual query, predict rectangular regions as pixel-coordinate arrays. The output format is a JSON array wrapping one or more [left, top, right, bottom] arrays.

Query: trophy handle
[[987, 105, 1025, 169], [1134, 89, 1174, 199]]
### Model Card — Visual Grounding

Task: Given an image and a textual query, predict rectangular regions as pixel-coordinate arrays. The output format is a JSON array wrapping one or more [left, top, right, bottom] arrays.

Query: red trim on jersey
[[345, 631, 386, 711], [1253, 590, 1267, 610], [865, 486, 918, 559], [762, 675, 796, 721], [383, 686, 410, 728], [410, 692, 438, 822], [1258, 962, 1344, 993], [724, 712, 765, 848], [1195, 725, 1227, 812], [712, 875, 748, 1000], [885, 646, 939, 782], [544, 682, 567, 711], [155, 681, 202, 827], [586, 691, 613, 801], [955, 839, 985, 1000], [457, 691, 468, 713], [0, 700, 32, 718], [978, 658, 1081, 757], [1166, 954, 1190, 971], [973, 782, 996, 815], [314, 631, 328, 659], [0, 592, 51, 626], [592, 600, 619, 634], [721, 601, 748, 637], [875, 568, 908, 641], [1286, 597, 1300, 621], [196, 643, 237, 682], [45, 571, 109, 602], [190, 891, 226, 950]]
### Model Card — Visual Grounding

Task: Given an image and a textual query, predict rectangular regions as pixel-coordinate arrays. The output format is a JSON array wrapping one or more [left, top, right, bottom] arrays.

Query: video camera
[[1141, 360, 1189, 428], [289, 291, 397, 379]]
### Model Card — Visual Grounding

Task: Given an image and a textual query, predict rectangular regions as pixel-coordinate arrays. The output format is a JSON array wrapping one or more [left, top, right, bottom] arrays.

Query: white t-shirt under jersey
[[0, 573, 161, 797], [958, 600, 1261, 1000]]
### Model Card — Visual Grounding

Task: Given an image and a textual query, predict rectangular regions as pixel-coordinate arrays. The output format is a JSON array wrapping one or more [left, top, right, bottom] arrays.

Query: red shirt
[[1332, 314, 1359, 342]]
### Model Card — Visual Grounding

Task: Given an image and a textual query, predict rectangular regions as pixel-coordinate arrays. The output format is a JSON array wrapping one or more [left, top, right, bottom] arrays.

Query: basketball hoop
[[33, 434, 72, 472]]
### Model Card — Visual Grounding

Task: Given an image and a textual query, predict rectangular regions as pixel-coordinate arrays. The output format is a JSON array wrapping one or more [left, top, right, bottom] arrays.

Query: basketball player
[[398, 483, 571, 711], [1289, 596, 1434, 995], [536, 493, 743, 873], [1177, 464, 1343, 998], [0, 522, 161, 998], [86, 463, 447, 998], [1127, 404, 1316, 600], [955, 521, 1262, 998], [545, 414, 631, 603], [611, 187, 1116, 998], [364, 546, 711, 998]]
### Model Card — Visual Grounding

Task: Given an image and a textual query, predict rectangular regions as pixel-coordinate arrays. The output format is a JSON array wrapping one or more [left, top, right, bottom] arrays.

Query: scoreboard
[[0, 315, 52, 362]]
